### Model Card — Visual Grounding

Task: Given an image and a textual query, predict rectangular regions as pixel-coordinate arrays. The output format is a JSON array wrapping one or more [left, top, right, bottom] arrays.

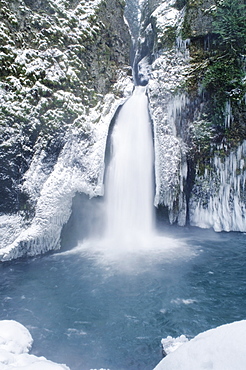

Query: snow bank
[[154, 320, 246, 370], [0, 320, 69, 369]]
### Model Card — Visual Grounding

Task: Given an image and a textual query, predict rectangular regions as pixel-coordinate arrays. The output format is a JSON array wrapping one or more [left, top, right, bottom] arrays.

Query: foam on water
[[60, 230, 195, 274]]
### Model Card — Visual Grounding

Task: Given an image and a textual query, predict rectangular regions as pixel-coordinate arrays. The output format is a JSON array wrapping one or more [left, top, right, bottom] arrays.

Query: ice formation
[[1, 0, 246, 262], [190, 140, 246, 232], [0, 79, 133, 261], [147, 0, 190, 225], [161, 335, 189, 355]]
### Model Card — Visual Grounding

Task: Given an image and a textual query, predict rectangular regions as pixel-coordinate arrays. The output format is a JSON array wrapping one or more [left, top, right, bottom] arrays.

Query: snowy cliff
[[0, 0, 246, 260], [137, 0, 246, 229], [0, 0, 132, 259]]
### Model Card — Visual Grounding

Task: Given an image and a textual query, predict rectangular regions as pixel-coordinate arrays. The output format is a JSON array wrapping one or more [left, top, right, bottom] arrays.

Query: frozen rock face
[[0, 84, 134, 261], [1, 0, 246, 260], [182, 0, 246, 231], [0, 0, 132, 260], [184, 0, 216, 37], [135, 0, 190, 225], [137, 0, 246, 231], [190, 141, 246, 232]]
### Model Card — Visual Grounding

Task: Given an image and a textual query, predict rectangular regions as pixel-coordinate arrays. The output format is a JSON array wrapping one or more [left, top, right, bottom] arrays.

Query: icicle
[[189, 140, 246, 232], [176, 36, 190, 59], [224, 100, 233, 128]]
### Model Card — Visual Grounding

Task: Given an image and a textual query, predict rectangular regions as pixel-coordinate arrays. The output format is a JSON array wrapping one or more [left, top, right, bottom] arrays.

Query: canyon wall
[[0, 0, 245, 260]]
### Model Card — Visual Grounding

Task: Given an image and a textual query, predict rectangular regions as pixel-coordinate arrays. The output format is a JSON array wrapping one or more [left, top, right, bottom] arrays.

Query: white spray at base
[[64, 86, 190, 266], [104, 86, 154, 246]]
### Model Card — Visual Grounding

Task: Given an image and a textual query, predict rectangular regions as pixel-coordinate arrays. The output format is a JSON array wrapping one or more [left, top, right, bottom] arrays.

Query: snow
[[1, 319, 246, 370], [161, 335, 188, 355], [2, 319, 244, 370], [154, 320, 246, 370], [0, 215, 26, 250], [152, 0, 180, 37], [0, 78, 133, 261], [0, 320, 69, 369], [145, 0, 190, 225]]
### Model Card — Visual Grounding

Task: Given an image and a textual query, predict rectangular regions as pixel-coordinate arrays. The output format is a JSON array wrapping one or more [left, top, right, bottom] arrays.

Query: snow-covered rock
[[161, 335, 189, 356], [0, 320, 69, 369], [0, 79, 133, 261], [0, 0, 132, 260], [154, 320, 246, 370], [145, 0, 190, 225]]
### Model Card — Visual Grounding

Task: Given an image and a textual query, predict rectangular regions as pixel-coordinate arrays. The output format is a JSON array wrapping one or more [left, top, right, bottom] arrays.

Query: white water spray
[[62, 86, 189, 266], [104, 86, 155, 245]]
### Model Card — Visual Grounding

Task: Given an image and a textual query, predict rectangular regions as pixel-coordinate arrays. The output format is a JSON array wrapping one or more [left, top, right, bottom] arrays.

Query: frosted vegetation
[[0, 0, 132, 259], [0, 0, 131, 212], [0, 0, 246, 260], [143, 0, 246, 229]]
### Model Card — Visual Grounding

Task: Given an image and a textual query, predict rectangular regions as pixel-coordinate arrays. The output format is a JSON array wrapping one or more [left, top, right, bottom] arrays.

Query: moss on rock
[[0, 0, 131, 213]]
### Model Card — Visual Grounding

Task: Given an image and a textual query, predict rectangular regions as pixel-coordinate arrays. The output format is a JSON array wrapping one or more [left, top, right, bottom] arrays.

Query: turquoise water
[[0, 227, 246, 370]]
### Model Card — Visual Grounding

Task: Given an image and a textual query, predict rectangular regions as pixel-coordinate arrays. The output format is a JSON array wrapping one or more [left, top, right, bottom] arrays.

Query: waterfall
[[104, 85, 155, 245]]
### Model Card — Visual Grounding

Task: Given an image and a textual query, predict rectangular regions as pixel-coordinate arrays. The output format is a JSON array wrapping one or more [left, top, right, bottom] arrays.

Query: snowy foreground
[[0, 320, 69, 370], [154, 320, 246, 370], [1, 320, 246, 369]]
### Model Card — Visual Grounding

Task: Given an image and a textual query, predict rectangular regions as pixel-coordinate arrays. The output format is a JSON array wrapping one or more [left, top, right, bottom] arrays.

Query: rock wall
[[137, 0, 246, 230], [133, 0, 191, 225], [0, 0, 131, 213], [0, 0, 133, 260], [1, 0, 246, 260]]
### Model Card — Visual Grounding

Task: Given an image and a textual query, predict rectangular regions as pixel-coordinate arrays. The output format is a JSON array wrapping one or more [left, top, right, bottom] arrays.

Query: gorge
[[0, 0, 246, 260], [0, 0, 246, 369]]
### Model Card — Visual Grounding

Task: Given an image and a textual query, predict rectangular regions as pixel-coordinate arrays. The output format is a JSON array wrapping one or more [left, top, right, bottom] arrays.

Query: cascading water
[[62, 0, 188, 262], [104, 86, 155, 246], [96, 84, 187, 263]]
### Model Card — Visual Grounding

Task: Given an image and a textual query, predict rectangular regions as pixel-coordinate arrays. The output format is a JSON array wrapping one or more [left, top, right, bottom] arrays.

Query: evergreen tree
[[213, 0, 246, 54]]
